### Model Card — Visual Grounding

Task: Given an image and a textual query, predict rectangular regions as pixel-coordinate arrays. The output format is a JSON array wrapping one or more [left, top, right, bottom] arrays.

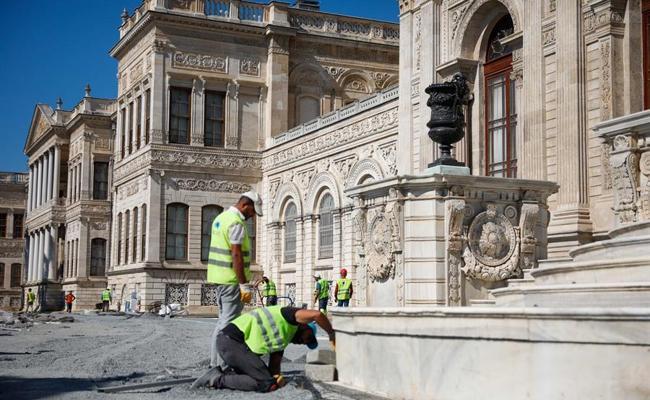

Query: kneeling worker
[[192, 305, 335, 392]]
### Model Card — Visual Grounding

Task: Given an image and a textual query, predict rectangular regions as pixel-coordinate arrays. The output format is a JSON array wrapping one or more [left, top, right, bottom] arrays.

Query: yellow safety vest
[[337, 278, 352, 300], [27, 292, 35, 302], [102, 290, 111, 301], [317, 279, 330, 299], [232, 306, 298, 355], [207, 209, 251, 285], [263, 281, 277, 297]]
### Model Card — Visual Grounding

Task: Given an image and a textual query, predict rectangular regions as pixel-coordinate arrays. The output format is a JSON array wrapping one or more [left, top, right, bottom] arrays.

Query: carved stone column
[[150, 39, 167, 144], [53, 145, 61, 200], [191, 78, 205, 146], [608, 134, 641, 225]]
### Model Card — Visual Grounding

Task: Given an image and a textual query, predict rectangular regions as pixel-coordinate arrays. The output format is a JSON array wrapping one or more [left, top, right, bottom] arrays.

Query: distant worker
[[207, 191, 263, 370], [25, 288, 36, 312], [335, 268, 353, 307], [101, 287, 112, 312], [192, 305, 335, 392], [261, 276, 277, 306], [65, 291, 76, 313], [313, 275, 330, 314]]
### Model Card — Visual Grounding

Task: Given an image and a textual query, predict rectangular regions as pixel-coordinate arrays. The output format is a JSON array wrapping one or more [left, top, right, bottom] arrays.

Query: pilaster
[[265, 29, 291, 141], [397, 3, 414, 175]]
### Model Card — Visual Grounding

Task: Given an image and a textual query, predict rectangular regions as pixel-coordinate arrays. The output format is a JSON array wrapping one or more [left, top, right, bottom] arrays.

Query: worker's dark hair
[[238, 196, 254, 207]]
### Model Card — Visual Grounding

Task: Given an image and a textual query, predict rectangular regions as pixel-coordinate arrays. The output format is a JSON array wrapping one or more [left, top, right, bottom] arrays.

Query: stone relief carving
[[150, 150, 261, 169], [240, 57, 260, 76], [450, 4, 470, 41], [610, 135, 640, 224], [446, 199, 465, 306], [333, 155, 358, 179], [269, 180, 281, 206], [519, 203, 540, 270], [601, 142, 613, 189], [130, 60, 144, 84], [263, 107, 398, 170], [462, 204, 520, 281], [345, 78, 370, 93], [91, 222, 108, 231], [639, 152, 650, 221], [0, 239, 24, 258], [117, 177, 148, 200], [600, 40, 612, 120], [172, 179, 252, 193], [114, 153, 152, 182], [584, 8, 624, 34], [345, 158, 384, 188], [364, 198, 401, 282], [172, 51, 227, 73], [325, 66, 347, 80], [371, 72, 392, 90], [378, 142, 397, 175], [543, 26, 556, 46], [414, 12, 422, 71]]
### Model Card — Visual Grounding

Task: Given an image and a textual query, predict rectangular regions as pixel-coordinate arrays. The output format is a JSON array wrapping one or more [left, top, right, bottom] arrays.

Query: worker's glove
[[273, 374, 286, 388], [328, 331, 336, 352], [239, 284, 253, 304]]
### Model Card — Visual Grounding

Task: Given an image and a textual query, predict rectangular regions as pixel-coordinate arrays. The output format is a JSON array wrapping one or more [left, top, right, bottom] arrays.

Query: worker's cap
[[241, 191, 263, 217], [306, 322, 318, 349]]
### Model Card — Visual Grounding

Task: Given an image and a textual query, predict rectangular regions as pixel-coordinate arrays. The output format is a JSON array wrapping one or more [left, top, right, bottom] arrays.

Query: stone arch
[[454, 0, 521, 59], [273, 181, 303, 222], [289, 63, 333, 89], [345, 158, 385, 188], [338, 69, 375, 95], [305, 172, 342, 212]]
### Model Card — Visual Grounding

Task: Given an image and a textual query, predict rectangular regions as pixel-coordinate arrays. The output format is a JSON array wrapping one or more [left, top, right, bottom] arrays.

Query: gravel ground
[[0, 312, 382, 400]]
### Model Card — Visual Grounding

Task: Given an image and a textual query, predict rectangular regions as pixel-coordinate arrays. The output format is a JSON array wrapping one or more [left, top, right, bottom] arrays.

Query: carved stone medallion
[[366, 213, 396, 282]]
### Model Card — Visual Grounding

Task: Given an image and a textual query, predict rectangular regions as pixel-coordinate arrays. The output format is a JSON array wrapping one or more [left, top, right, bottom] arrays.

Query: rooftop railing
[[0, 173, 29, 184]]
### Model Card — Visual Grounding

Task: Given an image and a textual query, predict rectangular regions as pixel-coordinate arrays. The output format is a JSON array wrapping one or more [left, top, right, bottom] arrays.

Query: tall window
[[166, 203, 189, 260], [484, 15, 517, 177], [169, 87, 191, 144], [246, 216, 256, 263], [10, 263, 21, 287], [13, 214, 23, 238], [141, 204, 147, 261], [90, 239, 107, 276], [204, 91, 225, 147], [132, 207, 139, 262], [284, 202, 297, 263], [318, 193, 335, 259], [121, 108, 126, 158], [641, 0, 650, 110], [0, 213, 6, 237], [136, 96, 142, 150], [0, 263, 4, 288], [93, 162, 109, 200], [145, 89, 151, 144], [125, 210, 130, 263], [128, 102, 134, 154], [201, 205, 223, 261], [117, 212, 122, 265]]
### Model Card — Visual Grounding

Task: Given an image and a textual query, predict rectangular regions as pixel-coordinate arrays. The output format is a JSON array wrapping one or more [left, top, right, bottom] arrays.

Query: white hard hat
[[242, 191, 263, 216]]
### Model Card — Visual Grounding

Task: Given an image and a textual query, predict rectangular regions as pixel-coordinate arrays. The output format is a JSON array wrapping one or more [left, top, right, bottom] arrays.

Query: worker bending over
[[192, 305, 335, 392]]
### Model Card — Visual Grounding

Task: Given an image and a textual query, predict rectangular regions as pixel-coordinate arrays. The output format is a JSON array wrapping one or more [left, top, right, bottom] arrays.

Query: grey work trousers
[[215, 332, 276, 392], [210, 284, 244, 368]]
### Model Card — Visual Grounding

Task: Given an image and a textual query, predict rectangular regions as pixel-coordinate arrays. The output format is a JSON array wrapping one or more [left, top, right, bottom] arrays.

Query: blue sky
[[0, 0, 399, 172]]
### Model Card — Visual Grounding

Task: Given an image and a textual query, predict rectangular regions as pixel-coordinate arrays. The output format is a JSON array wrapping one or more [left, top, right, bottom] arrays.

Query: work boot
[[190, 366, 223, 389]]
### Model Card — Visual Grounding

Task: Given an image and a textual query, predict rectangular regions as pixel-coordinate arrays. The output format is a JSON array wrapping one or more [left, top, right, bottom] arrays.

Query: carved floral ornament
[[172, 51, 227, 73]]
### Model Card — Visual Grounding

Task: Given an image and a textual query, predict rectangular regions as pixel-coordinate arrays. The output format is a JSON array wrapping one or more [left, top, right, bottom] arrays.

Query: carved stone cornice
[[169, 178, 252, 193]]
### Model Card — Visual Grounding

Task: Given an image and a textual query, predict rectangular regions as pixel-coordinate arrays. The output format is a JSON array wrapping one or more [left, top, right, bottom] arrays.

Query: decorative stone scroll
[[172, 51, 227, 73], [172, 179, 252, 193]]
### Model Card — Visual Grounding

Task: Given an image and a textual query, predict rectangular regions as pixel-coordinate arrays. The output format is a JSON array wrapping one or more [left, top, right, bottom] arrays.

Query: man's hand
[[329, 331, 336, 351], [274, 374, 286, 388], [240, 283, 253, 304]]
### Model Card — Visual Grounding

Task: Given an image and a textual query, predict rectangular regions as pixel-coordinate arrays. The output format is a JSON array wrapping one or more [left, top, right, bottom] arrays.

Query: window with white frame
[[318, 193, 334, 259], [166, 203, 189, 260], [284, 202, 297, 263], [201, 205, 223, 261]]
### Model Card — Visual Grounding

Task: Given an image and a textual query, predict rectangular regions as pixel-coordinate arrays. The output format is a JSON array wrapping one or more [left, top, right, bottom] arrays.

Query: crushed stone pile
[[0, 310, 75, 330]]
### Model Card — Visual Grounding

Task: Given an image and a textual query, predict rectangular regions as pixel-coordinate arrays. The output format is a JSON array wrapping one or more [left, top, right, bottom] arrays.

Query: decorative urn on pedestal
[[425, 73, 470, 167]]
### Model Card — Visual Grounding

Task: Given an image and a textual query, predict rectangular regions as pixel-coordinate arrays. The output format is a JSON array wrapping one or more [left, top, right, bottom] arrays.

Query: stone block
[[304, 363, 337, 382], [306, 349, 336, 365]]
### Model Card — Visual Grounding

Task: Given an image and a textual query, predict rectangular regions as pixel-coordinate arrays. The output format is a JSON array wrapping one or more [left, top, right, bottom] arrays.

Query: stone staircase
[[490, 221, 650, 307]]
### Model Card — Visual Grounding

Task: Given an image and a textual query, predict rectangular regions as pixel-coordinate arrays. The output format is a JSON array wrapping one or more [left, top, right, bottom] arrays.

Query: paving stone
[[305, 364, 337, 382], [306, 349, 336, 365]]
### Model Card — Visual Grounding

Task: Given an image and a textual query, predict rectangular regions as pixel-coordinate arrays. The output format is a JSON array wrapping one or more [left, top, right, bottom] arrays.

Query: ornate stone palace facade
[[21, 0, 650, 312], [0, 172, 28, 310]]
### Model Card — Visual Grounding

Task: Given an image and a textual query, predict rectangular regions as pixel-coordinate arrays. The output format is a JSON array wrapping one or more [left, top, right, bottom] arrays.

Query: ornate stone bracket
[[445, 199, 466, 306], [608, 135, 641, 224]]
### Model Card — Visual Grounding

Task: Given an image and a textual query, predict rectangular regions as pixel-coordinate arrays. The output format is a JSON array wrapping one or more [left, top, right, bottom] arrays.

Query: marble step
[[491, 281, 650, 308], [504, 277, 536, 288], [568, 234, 650, 263], [530, 256, 650, 285], [608, 221, 650, 239], [468, 299, 496, 307]]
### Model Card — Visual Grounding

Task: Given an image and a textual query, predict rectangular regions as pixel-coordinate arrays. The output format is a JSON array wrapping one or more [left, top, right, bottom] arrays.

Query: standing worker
[[335, 268, 353, 307], [207, 191, 263, 370], [261, 276, 277, 306], [313, 275, 330, 314], [101, 287, 112, 312], [64, 291, 76, 313], [25, 288, 36, 312], [192, 305, 335, 392]]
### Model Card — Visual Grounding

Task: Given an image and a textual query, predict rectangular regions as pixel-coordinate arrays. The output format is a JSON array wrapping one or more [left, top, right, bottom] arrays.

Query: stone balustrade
[[594, 110, 650, 226], [120, 0, 398, 45]]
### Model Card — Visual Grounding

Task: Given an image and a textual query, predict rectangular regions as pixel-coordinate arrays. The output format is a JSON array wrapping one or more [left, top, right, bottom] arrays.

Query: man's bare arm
[[268, 351, 283, 376], [295, 309, 334, 337], [231, 244, 247, 284]]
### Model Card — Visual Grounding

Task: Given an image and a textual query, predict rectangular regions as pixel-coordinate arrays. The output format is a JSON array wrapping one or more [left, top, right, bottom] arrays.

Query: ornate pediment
[[25, 104, 55, 152]]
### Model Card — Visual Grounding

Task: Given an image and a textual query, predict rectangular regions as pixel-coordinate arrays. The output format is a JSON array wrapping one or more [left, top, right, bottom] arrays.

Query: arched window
[[318, 193, 335, 259], [484, 15, 517, 177], [201, 205, 223, 261], [298, 96, 321, 125], [10, 263, 21, 288], [141, 204, 147, 261], [284, 202, 297, 263], [117, 212, 123, 265], [166, 203, 189, 260], [90, 239, 107, 276]]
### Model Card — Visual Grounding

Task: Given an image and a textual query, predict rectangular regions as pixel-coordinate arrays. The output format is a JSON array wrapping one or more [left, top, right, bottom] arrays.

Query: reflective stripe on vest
[[318, 279, 330, 299], [102, 290, 111, 301], [263, 281, 277, 297], [207, 210, 251, 284], [337, 278, 352, 300], [232, 306, 299, 355]]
